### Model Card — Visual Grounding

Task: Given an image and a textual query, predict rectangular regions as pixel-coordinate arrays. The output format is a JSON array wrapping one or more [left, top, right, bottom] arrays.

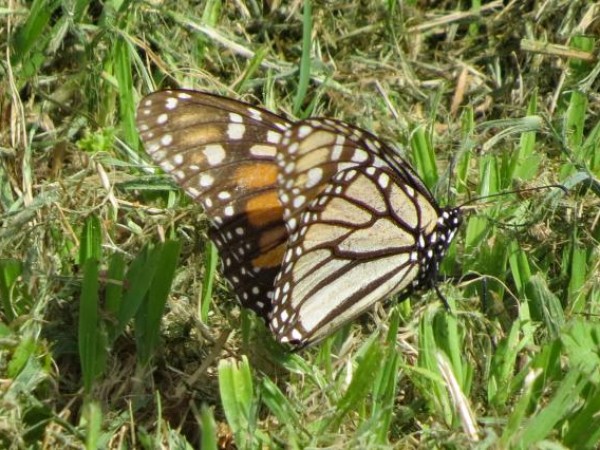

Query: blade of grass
[[218, 356, 255, 448], [417, 308, 452, 425], [200, 405, 218, 450], [563, 383, 600, 448], [329, 337, 383, 429], [79, 258, 102, 394], [83, 401, 102, 450], [500, 369, 541, 446], [11, 0, 58, 66], [524, 274, 564, 339], [514, 369, 587, 448], [0, 259, 22, 322], [234, 47, 268, 93], [261, 377, 301, 439], [292, 0, 313, 116], [135, 240, 182, 365], [114, 38, 137, 149], [200, 242, 218, 323], [105, 253, 126, 319], [410, 126, 438, 189], [512, 91, 541, 180], [79, 215, 102, 265], [508, 239, 531, 296], [114, 244, 162, 338]]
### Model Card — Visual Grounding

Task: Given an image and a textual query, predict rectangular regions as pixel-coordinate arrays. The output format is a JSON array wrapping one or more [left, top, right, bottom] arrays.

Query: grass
[[1, 0, 600, 448]]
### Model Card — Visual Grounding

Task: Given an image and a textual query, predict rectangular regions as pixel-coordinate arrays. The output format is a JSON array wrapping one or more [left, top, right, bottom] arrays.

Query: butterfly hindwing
[[269, 163, 449, 345], [136, 90, 292, 318]]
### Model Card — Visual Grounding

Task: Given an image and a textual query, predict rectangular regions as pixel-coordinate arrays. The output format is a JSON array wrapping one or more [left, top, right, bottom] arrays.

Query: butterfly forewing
[[136, 90, 292, 318]]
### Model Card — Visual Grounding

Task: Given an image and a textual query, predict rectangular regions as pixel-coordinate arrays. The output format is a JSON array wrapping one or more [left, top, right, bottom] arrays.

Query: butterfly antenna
[[457, 184, 567, 209], [435, 284, 451, 311]]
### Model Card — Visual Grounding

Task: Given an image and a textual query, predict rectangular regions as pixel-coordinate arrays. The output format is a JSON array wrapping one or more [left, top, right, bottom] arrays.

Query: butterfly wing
[[136, 90, 291, 318], [269, 121, 459, 346]]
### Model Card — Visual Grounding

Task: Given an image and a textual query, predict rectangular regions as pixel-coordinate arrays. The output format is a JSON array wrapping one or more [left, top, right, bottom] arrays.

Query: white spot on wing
[[291, 329, 303, 341], [267, 131, 281, 144], [293, 195, 306, 208], [306, 168, 323, 188], [229, 112, 243, 123], [199, 174, 214, 187], [249, 144, 277, 157], [297, 125, 313, 138], [249, 108, 263, 121], [378, 172, 390, 188], [203, 144, 226, 165], [165, 97, 178, 110], [332, 135, 345, 160], [227, 123, 246, 140], [351, 150, 368, 162]]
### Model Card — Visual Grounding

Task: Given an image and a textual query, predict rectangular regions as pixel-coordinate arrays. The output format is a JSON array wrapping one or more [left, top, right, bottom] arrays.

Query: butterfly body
[[136, 89, 460, 347]]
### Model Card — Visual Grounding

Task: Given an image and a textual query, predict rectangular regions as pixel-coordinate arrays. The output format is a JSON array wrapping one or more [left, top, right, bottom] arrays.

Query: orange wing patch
[[252, 242, 287, 269], [234, 163, 279, 190], [245, 191, 283, 226]]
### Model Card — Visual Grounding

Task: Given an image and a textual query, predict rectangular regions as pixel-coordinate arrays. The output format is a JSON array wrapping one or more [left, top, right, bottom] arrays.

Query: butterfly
[[136, 89, 461, 347]]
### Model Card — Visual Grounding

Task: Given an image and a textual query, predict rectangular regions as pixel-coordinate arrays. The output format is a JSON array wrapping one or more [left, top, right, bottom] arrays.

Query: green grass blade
[[410, 126, 438, 189], [11, 0, 58, 64], [261, 377, 301, 438], [512, 91, 541, 180], [79, 215, 102, 265], [515, 369, 587, 447], [114, 245, 161, 339], [488, 317, 528, 408], [79, 258, 102, 394], [218, 356, 255, 448], [508, 240, 531, 296], [417, 309, 452, 424], [83, 401, 102, 450], [500, 368, 540, 445], [200, 404, 218, 450], [292, 0, 313, 116], [114, 38, 137, 149], [234, 47, 268, 93], [200, 242, 218, 323], [525, 274, 564, 339], [105, 253, 126, 319], [331, 338, 383, 428], [564, 90, 587, 151], [567, 243, 587, 312], [135, 240, 182, 365], [562, 384, 600, 449], [0, 259, 22, 322]]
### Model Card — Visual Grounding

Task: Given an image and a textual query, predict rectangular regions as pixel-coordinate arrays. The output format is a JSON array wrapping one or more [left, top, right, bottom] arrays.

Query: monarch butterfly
[[136, 90, 461, 347]]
